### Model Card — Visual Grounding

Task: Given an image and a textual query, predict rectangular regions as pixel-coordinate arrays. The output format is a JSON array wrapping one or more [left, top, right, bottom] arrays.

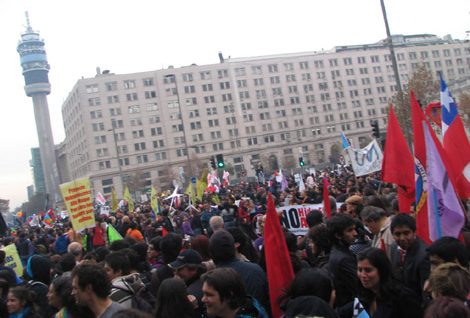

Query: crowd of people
[[0, 167, 469, 318]]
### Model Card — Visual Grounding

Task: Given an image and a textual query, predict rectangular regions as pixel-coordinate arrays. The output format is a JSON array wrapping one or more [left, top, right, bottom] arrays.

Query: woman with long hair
[[6, 286, 40, 318], [154, 278, 196, 318], [338, 247, 423, 318], [47, 275, 94, 318]]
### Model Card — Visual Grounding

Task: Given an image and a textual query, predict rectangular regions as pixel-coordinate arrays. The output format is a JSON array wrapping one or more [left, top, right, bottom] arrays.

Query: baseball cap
[[169, 249, 202, 269]]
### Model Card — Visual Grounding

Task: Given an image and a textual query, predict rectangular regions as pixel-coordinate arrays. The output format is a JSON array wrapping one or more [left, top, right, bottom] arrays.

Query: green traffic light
[[217, 162, 224, 168]]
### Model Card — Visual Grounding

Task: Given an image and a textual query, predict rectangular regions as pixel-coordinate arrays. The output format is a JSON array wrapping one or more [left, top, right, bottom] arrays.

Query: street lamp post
[[165, 74, 194, 183], [110, 119, 125, 193]]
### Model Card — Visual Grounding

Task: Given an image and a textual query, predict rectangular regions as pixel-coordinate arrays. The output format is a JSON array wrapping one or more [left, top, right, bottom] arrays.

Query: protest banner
[[1, 244, 23, 277], [278, 204, 322, 236], [277, 203, 344, 236], [346, 139, 383, 176], [60, 178, 96, 232]]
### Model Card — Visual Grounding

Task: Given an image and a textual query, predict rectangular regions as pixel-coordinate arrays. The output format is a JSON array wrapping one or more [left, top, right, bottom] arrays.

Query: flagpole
[[431, 188, 442, 239]]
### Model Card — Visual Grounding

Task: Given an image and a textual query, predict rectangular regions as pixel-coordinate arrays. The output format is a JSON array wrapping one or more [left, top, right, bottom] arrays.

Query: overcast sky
[[0, 0, 468, 210]]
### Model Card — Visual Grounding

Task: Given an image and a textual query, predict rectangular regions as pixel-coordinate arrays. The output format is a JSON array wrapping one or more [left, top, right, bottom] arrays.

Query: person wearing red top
[[126, 222, 144, 243], [92, 219, 106, 249]]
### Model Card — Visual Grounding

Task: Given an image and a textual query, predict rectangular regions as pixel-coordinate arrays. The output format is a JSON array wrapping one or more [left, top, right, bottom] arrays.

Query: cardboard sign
[[60, 178, 96, 232], [278, 204, 323, 236], [277, 203, 343, 236], [1, 244, 23, 277]]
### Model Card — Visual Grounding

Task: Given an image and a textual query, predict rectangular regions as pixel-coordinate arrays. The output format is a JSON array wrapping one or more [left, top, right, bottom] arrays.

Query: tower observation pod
[[17, 12, 61, 206]]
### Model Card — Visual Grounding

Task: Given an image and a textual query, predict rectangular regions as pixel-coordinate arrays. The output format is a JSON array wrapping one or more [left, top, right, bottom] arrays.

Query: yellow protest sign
[[60, 178, 96, 232], [1, 244, 23, 277]]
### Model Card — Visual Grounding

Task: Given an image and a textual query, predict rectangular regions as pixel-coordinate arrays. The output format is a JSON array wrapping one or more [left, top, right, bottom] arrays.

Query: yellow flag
[[111, 187, 118, 211], [150, 186, 159, 214], [196, 178, 207, 201], [185, 183, 196, 204], [212, 194, 221, 205], [123, 186, 134, 212]]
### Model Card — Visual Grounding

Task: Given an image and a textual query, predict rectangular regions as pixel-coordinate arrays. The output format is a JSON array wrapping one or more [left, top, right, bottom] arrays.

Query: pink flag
[[95, 192, 106, 205], [423, 123, 465, 241]]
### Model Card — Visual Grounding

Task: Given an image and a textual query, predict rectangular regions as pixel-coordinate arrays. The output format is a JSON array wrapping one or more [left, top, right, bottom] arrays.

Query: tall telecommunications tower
[[17, 12, 61, 206]]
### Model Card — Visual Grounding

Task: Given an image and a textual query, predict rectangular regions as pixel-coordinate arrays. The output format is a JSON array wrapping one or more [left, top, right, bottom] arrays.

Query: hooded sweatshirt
[[110, 273, 145, 309]]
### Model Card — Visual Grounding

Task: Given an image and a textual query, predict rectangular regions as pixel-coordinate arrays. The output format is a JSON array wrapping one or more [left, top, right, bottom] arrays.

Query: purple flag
[[423, 123, 465, 241]]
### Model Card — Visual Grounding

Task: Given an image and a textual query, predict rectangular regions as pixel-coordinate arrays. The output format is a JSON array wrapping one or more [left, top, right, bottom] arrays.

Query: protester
[[201, 268, 268, 318], [360, 206, 394, 259], [154, 277, 197, 318], [71, 264, 124, 317], [424, 296, 470, 318], [426, 236, 469, 271], [209, 230, 268, 308], [25, 255, 56, 317], [6, 286, 40, 318], [327, 214, 359, 307], [389, 213, 430, 301], [427, 262, 470, 302], [47, 275, 94, 318], [337, 247, 422, 318], [104, 252, 146, 309], [4, 163, 469, 318]]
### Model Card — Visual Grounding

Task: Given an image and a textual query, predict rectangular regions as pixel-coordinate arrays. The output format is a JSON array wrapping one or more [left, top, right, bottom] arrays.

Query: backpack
[[113, 285, 155, 312]]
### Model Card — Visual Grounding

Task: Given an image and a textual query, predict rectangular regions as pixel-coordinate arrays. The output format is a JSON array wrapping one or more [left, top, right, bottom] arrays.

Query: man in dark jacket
[[390, 213, 430, 301], [209, 230, 268, 309], [327, 214, 359, 307]]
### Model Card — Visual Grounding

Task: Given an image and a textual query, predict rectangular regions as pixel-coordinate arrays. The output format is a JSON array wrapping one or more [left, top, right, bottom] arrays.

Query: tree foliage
[[458, 91, 470, 128], [393, 64, 440, 143]]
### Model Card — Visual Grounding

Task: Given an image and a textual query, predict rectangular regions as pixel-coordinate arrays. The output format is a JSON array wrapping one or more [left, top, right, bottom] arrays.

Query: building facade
[[61, 34, 470, 196]]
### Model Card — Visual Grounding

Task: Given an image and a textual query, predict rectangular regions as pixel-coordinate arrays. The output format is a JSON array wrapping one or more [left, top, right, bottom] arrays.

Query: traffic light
[[210, 157, 216, 169], [371, 121, 380, 139], [298, 157, 305, 167], [215, 154, 225, 168]]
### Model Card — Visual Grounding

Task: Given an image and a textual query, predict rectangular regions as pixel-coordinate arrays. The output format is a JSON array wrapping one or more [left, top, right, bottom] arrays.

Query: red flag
[[323, 177, 331, 219], [381, 106, 415, 213], [440, 78, 470, 199], [265, 193, 294, 318], [442, 116, 470, 199], [425, 101, 442, 126], [411, 92, 431, 244]]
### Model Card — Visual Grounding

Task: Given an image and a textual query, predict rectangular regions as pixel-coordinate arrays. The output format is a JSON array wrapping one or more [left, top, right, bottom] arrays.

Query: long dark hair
[[8, 286, 38, 313], [154, 278, 195, 318], [357, 248, 397, 300]]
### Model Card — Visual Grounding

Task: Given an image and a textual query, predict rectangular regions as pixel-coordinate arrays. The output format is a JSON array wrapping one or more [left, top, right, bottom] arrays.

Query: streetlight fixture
[[164, 74, 194, 183]]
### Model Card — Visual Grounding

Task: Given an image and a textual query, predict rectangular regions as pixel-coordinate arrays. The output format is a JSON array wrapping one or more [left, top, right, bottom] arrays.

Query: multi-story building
[[30, 147, 46, 195], [61, 34, 470, 196]]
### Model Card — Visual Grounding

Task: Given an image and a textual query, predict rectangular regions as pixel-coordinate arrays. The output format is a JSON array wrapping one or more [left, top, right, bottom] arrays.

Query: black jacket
[[390, 238, 430, 301], [328, 243, 359, 307]]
